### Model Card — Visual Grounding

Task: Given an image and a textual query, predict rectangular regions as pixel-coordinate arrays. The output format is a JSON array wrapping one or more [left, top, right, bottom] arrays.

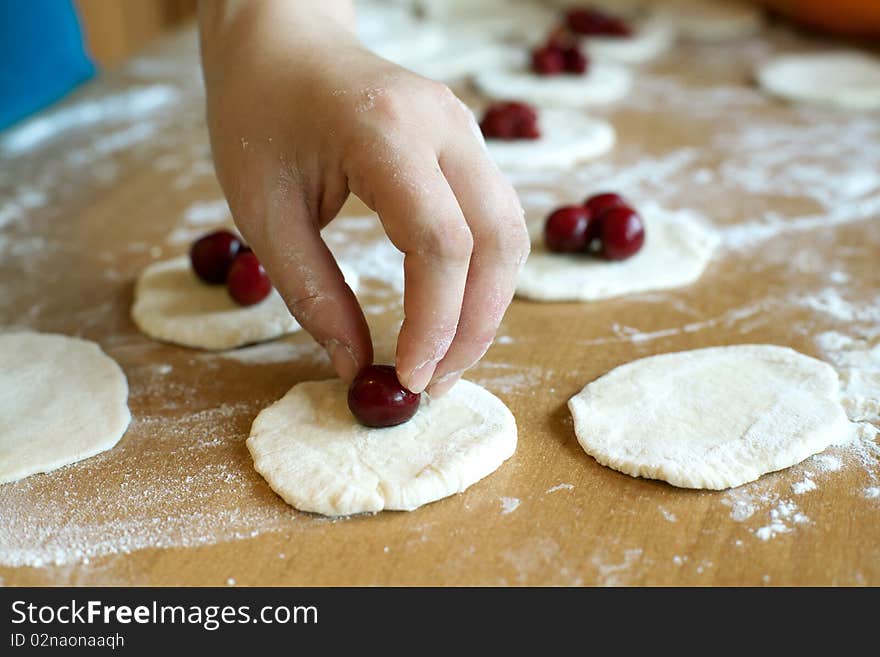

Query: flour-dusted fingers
[[350, 147, 473, 394], [427, 136, 529, 397], [241, 196, 372, 383]]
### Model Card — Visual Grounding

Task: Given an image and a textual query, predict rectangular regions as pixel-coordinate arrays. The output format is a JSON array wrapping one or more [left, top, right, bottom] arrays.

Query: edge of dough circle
[[131, 256, 360, 351], [0, 332, 131, 484], [568, 344, 855, 490], [247, 379, 517, 516]]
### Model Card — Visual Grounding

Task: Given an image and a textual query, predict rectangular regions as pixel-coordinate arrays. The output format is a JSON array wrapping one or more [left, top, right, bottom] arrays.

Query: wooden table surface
[[1, 18, 878, 586]]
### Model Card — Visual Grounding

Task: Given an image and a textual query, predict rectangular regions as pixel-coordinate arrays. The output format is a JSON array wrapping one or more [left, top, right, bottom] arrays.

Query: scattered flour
[[659, 507, 678, 523], [470, 362, 551, 396], [500, 497, 521, 515], [545, 483, 574, 494], [183, 200, 230, 225], [0, 403, 304, 568], [754, 499, 809, 541], [0, 85, 179, 154], [800, 289, 880, 324], [212, 340, 325, 366], [864, 487, 880, 499], [815, 331, 880, 425], [591, 548, 644, 586], [812, 453, 843, 472], [791, 476, 817, 495]]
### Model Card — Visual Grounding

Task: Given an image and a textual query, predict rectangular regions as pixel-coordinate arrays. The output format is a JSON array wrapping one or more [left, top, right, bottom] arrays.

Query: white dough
[[419, 0, 558, 42], [485, 109, 615, 170], [408, 38, 525, 82], [548, 0, 645, 18], [582, 17, 675, 64], [473, 63, 632, 108], [516, 206, 719, 302], [756, 52, 880, 110], [356, 1, 418, 48], [0, 332, 131, 484], [247, 379, 517, 516], [369, 24, 448, 66], [131, 256, 359, 351], [569, 345, 856, 489], [657, 0, 763, 42]]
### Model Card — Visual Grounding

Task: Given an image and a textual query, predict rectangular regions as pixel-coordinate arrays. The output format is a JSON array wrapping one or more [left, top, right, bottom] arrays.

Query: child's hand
[[199, 1, 529, 396]]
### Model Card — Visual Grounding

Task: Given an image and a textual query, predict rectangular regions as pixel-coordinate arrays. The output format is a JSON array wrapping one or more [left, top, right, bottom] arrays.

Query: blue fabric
[[0, 0, 95, 131]]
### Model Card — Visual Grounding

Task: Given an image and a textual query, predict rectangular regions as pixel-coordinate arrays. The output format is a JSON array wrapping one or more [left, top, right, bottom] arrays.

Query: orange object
[[762, 0, 880, 38]]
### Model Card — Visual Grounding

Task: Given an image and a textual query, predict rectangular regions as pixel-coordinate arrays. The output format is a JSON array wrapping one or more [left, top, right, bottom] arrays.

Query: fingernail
[[326, 339, 359, 382], [426, 370, 463, 398], [405, 359, 438, 394]]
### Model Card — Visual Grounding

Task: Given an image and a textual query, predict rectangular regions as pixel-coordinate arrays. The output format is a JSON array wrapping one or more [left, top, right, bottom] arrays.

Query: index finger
[[350, 147, 473, 393]]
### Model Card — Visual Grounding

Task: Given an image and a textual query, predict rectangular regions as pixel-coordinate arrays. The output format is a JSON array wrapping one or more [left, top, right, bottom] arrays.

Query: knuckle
[[424, 79, 457, 105], [419, 217, 473, 262], [479, 211, 531, 262], [368, 88, 407, 124]]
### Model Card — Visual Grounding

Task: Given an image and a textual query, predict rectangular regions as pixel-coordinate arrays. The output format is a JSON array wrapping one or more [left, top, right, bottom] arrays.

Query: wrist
[[198, 0, 357, 77]]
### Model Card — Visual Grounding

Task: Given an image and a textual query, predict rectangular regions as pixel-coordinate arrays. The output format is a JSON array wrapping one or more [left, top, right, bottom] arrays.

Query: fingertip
[[326, 339, 362, 383], [425, 370, 463, 398], [398, 358, 437, 395]]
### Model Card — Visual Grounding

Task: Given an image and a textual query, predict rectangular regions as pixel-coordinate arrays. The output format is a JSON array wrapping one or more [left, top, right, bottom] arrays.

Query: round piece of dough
[[516, 207, 719, 302], [132, 256, 359, 350], [581, 17, 675, 64], [369, 24, 448, 66], [548, 0, 645, 18], [408, 39, 524, 82], [569, 345, 855, 489], [419, 0, 558, 41], [485, 109, 615, 170], [658, 0, 763, 42], [247, 379, 517, 516], [0, 332, 131, 484], [356, 1, 418, 48], [473, 63, 632, 108], [756, 52, 880, 110]]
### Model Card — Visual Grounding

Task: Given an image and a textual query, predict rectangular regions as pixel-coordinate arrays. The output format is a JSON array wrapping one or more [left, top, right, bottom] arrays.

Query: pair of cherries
[[189, 230, 272, 306], [545, 193, 645, 260], [193, 230, 418, 428], [532, 7, 633, 75]]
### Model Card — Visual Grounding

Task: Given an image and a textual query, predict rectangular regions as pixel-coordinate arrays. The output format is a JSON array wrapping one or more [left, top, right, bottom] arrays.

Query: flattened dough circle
[[247, 379, 517, 516], [132, 256, 359, 350], [486, 109, 615, 170], [0, 332, 131, 484], [569, 345, 854, 489], [516, 207, 719, 302], [474, 63, 632, 108], [756, 52, 880, 110]]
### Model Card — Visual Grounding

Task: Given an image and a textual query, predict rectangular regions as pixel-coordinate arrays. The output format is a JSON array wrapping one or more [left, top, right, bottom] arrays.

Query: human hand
[[199, 0, 528, 395]]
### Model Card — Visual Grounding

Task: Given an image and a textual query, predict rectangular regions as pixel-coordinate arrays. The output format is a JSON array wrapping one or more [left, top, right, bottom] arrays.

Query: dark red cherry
[[545, 205, 592, 253], [597, 207, 645, 260], [566, 9, 632, 37], [348, 365, 420, 428], [480, 102, 540, 140], [532, 45, 566, 75], [226, 251, 272, 306], [584, 192, 629, 218], [564, 46, 589, 74], [190, 230, 242, 284]]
